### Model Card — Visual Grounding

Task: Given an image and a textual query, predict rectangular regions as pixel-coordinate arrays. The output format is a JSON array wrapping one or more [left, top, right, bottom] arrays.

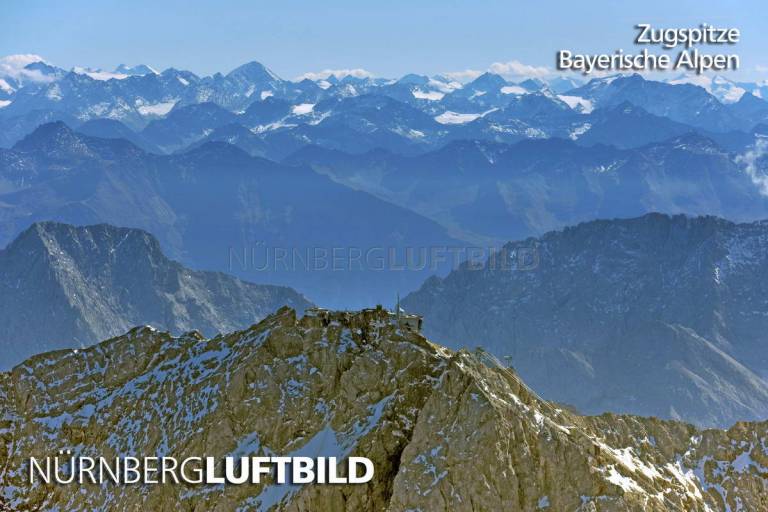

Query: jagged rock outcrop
[[0, 221, 312, 369], [404, 213, 768, 427], [0, 307, 766, 511]]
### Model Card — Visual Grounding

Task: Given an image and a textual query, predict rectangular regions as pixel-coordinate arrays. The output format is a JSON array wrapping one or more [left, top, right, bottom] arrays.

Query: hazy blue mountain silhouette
[[0, 122, 464, 308], [403, 213, 768, 427]]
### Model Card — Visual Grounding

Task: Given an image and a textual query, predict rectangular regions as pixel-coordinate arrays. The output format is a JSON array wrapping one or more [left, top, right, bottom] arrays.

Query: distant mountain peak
[[469, 72, 508, 89], [178, 139, 254, 164], [519, 78, 546, 90], [14, 120, 148, 160], [113, 63, 158, 76], [735, 91, 767, 107], [624, 72, 645, 81], [226, 60, 282, 83], [396, 73, 430, 86], [662, 131, 722, 152], [23, 60, 59, 74], [13, 121, 90, 155]]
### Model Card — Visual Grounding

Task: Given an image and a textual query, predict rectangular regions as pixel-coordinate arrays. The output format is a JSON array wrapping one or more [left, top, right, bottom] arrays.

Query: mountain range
[[403, 213, 768, 427], [288, 133, 768, 243], [3, 56, 768, 159], [1, 307, 766, 510], [0, 122, 462, 308], [0, 221, 312, 370]]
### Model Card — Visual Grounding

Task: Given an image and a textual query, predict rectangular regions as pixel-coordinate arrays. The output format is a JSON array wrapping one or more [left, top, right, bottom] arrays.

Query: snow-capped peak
[[0, 54, 59, 86], [114, 64, 159, 76], [72, 66, 130, 81]]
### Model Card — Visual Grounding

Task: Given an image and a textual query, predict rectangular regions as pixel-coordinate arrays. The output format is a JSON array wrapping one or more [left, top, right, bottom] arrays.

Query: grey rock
[[404, 213, 768, 427], [0, 221, 313, 369]]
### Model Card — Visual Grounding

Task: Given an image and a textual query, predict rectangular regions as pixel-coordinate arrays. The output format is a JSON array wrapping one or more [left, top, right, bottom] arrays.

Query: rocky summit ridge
[[0, 307, 766, 511]]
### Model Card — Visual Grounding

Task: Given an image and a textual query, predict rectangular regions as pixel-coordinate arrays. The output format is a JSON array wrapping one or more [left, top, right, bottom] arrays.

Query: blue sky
[[2, 0, 767, 80]]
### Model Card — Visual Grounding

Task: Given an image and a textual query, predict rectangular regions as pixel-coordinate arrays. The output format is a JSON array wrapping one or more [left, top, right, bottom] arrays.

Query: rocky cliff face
[[404, 213, 768, 428], [1, 307, 766, 511], [0, 222, 312, 370]]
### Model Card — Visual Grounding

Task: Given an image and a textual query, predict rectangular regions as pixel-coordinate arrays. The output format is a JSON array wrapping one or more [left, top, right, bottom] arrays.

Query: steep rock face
[[0, 222, 312, 369], [403, 213, 768, 427], [0, 307, 766, 511]]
